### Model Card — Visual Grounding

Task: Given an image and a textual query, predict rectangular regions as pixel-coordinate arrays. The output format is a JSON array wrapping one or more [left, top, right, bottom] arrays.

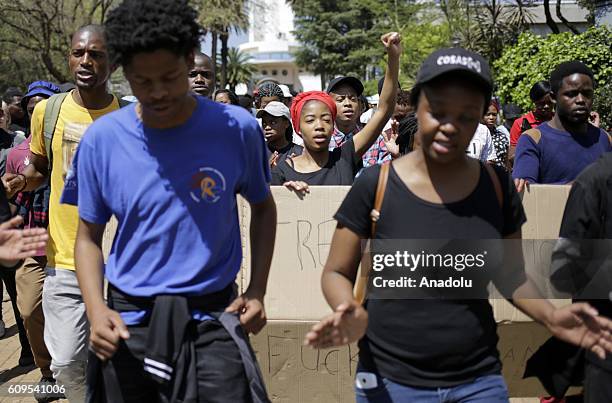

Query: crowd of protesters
[[0, 0, 610, 402]]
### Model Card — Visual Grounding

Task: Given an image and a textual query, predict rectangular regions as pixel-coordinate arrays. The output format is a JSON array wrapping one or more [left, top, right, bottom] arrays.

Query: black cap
[[326, 76, 364, 96], [415, 48, 492, 94], [502, 103, 522, 119]]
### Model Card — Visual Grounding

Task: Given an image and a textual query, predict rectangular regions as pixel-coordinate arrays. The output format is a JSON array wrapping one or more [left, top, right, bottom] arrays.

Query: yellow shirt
[[30, 91, 119, 270]]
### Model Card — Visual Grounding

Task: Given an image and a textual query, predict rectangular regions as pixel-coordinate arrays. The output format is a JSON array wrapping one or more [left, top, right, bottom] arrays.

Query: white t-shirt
[[466, 123, 496, 162], [360, 108, 392, 132]]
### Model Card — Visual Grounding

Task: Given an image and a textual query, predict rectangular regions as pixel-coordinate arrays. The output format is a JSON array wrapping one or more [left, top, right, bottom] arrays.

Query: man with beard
[[514, 61, 611, 192], [189, 51, 215, 98], [2, 24, 121, 401]]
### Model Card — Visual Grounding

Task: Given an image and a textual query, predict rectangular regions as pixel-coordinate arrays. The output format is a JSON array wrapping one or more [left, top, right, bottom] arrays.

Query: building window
[[262, 70, 268, 75], [282, 70, 288, 76], [272, 70, 278, 76]]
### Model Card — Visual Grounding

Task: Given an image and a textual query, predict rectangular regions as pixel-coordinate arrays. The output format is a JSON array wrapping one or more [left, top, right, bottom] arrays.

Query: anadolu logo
[[190, 167, 226, 203]]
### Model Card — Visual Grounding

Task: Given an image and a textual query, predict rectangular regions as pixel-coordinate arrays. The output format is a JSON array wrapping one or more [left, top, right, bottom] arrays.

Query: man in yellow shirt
[[3, 24, 120, 402]]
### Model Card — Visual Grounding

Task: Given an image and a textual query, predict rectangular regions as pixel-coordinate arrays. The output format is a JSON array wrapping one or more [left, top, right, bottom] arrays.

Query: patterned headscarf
[[256, 83, 284, 101]]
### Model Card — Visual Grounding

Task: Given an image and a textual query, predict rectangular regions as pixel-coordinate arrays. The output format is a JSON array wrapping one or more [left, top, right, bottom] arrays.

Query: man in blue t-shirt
[[62, 1, 277, 401], [513, 61, 611, 192]]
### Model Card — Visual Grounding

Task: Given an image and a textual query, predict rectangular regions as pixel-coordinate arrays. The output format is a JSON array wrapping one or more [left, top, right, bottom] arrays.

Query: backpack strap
[[355, 162, 390, 304], [43, 93, 69, 173], [484, 163, 503, 210]]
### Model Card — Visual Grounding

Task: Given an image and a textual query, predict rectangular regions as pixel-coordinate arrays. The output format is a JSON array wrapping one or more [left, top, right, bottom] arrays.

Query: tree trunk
[[211, 32, 218, 70], [556, 0, 580, 34], [220, 28, 229, 89], [543, 0, 560, 34], [41, 52, 69, 83], [320, 72, 326, 92]]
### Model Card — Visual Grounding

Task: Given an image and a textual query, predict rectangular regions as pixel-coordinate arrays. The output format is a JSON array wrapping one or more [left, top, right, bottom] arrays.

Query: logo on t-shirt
[[190, 167, 226, 203]]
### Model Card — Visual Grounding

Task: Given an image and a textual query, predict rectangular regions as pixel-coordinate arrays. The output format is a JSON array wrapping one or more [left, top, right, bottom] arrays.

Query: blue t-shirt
[[513, 122, 611, 184], [62, 97, 270, 297]]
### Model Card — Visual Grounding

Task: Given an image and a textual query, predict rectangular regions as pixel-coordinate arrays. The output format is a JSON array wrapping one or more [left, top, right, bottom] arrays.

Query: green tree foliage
[[439, 0, 535, 62], [361, 10, 450, 95], [575, 0, 595, 25], [0, 0, 117, 91], [397, 9, 451, 87], [291, 0, 534, 93], [225, 47, 257, 92], [291, 0, 445, 90], [494, 26, 612, 130], [291, 0, 381, 88]]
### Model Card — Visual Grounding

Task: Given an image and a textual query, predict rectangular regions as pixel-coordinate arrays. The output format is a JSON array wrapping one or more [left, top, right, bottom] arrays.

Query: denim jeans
[[354, 368, 509, 403]]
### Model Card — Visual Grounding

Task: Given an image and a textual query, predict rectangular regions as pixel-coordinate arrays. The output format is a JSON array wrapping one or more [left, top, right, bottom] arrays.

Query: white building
[[238, 0, 321, 94], [527, 0, 591, 35]]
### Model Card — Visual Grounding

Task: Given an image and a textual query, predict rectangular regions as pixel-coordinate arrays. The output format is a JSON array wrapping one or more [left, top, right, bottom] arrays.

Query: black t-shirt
[[556, 152, 612, 369], [266, 142, 303, 163], [271, 139, 362, 185], [334, 163, 527, 388]]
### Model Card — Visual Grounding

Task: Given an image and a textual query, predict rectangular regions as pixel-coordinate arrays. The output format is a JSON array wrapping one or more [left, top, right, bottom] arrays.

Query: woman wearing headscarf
[[270, 32, 401, 192]]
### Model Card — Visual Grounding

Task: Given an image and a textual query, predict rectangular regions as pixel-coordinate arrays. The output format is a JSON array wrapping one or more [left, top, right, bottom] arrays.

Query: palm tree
[[193, 0, 249, 89], [472, 0, 535, 61], [225, 47, 256, 92], [440, 0, 535, 62]]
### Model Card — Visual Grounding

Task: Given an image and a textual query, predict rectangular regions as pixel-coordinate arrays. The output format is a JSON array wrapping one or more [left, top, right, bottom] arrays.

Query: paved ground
[[0, 289, 543, 403], [0, 290, 67, 403]]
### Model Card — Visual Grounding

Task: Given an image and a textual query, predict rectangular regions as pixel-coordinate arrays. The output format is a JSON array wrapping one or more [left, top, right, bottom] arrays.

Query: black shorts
[[112, 320, 252, 403]]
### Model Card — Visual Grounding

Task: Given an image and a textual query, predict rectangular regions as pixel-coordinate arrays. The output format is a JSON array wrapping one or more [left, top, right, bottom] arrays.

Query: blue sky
[[201, 31, 249, 56]]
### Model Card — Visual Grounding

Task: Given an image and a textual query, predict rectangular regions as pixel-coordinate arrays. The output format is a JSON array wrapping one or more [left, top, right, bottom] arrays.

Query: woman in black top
[[305, 48, 612, 402], [256, 101, 303, 167], [270, 32, 401, 191]]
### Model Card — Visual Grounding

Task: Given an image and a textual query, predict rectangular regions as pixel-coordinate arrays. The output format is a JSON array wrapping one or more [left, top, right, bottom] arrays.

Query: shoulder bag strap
[[355, 162, 390, 304]]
